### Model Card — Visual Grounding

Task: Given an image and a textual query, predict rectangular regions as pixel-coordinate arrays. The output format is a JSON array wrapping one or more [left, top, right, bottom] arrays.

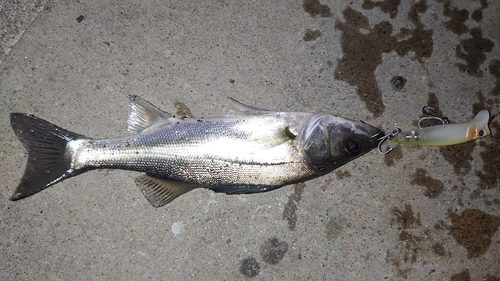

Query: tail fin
[[10, 113, 88, 201]]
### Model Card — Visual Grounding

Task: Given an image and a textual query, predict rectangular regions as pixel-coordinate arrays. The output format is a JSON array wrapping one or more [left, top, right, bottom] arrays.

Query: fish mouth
[[360, 121, 385, 142]]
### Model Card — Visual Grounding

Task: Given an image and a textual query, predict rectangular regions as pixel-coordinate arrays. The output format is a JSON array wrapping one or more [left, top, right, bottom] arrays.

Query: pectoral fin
[[135, 174, 195, 207]]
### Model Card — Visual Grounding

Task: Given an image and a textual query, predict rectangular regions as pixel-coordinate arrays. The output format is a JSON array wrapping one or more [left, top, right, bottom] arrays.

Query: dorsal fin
[[127, 95, 171, 132], [227, 97, 274, 115], [135, 174, 195, 207]]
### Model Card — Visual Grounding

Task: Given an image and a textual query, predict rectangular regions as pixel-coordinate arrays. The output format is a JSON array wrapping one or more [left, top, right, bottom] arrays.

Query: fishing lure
[[378, 108, 491, 154]]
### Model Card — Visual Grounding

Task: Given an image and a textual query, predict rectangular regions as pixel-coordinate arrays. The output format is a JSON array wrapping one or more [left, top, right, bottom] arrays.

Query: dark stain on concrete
[[393, 208, 426, 274], [450, 269, 471, 281], [303, 29, 322, 41], [334, 7, 392, 117], [334, 1, 433, 117], [473, 92, 500, 191], [396, 0, 433, 61], [392, 204, 421, 229], [173, 101, 194, 118], [485, 275, 500, 281], [432, 242, 445, 256], [282, 183, 305, 231], [440, 142, 476, 176], [240, 257, 260, 277], [471, 0, 488, 22], [319, 177, 333, 191], [385, 249, 412, 279], [388, 203, 424, 277], [440, 0, 489, 34], [455, 27, 494, 77], [325, 218, 343, 241], [334, 170, 351, 180], [410, 168, 445, 198], [476, 120, 500, 190], [448, 208, 500, 259], [362, 0, 400, 18], [489, 59, 500, 95], [302, 0, 332, 17], [260, 238, 288, 265], [441, 0, 469, 35], [384, 145, 402, 167], [398, 230, 420, 264], [437, 0, 493, 77]]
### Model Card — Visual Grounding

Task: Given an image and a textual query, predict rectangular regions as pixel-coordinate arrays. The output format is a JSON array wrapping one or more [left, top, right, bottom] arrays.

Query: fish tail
[[10, 113, 88, 201]]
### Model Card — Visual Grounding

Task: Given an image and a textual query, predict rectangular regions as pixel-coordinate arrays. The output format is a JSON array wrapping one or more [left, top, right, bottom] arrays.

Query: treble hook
[[377, 127, 401, 155], [417, 106, 450, 129]]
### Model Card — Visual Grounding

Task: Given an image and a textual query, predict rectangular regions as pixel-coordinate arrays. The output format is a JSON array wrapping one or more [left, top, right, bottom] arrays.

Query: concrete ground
[[1, 0, 499, 280]]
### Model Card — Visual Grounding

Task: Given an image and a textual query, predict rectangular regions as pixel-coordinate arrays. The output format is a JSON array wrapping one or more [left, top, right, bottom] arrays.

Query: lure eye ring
[[478, 130, 484, 137]]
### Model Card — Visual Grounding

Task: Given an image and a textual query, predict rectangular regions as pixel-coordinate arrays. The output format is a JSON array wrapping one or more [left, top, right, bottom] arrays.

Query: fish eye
[[479, 130, 484, 137], [346, 140, 361, 153]]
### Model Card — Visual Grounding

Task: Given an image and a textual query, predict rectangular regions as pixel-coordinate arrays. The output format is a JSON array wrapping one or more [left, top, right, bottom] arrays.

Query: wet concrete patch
[[438, 0, 495, 77], [334, 170, 351, 180], [441, 0, 470, 35], [455, 27, 494, 77], [472, 92, 500, 191], [260, 238, 289, 265], [485, 275, 500, 281], [325, 217, 343, 241], [173, 101, 194, 118], [476, 121, 500, 190], [240, 257, 260, 278], [282, 183, 305, 231], [387, 204, 423, 278], [448, 208, 500, 258], [440, 142, 476, 176], [384, 145, 402, 167], [450, 269, 471, 281], [432, 242, 445, 256], [489, 59, 500, 95], [392, 204, 421, 229], [440, 0, 489, 34], [362, 0, 400, 18], [302, 0, 332, 17], [334, 1, 433, 117], [410, 168, 445, 198], [303, 29, 322, 41]]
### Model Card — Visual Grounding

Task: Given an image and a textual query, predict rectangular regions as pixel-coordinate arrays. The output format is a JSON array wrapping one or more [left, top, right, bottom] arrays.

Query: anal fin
[[135, 175, 195, 207]]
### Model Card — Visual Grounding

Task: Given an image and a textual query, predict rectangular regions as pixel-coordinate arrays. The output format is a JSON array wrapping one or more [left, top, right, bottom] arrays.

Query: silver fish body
[[10, 96, 384, 207]]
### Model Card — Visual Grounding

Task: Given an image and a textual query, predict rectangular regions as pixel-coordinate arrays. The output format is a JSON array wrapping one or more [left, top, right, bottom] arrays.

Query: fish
[[9, 95, 384, 207]]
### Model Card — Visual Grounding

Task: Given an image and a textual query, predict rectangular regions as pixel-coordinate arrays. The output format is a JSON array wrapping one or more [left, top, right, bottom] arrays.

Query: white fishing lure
[[379, 110, 491, 154]]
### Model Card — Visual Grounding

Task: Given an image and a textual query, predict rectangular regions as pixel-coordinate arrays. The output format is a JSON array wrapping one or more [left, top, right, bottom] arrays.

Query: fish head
[[301, 114, 384, 171]]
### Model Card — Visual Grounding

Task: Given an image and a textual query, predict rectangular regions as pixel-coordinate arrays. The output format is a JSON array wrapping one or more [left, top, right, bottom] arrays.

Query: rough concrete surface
[[1, 0, 499, 280], [0, 0, 50, 64]]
